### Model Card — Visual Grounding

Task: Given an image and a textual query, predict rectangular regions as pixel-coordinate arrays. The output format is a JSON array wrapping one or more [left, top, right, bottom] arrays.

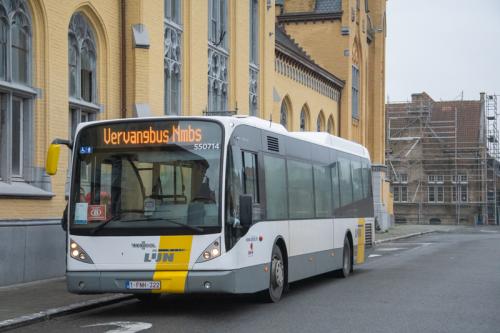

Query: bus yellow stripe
[[152, 235, 193, 293], [356, 218, 366, 264]]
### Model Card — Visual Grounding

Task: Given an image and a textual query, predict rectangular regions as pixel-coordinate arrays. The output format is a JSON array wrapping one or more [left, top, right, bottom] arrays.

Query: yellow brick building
[[0, 0, 390, 286]]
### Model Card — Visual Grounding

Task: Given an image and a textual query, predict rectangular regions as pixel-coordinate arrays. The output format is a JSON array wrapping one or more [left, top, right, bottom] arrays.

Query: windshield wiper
[[90, 213, 124, 235], [130, 218, 205, 233], [90, 216, 204, 234]]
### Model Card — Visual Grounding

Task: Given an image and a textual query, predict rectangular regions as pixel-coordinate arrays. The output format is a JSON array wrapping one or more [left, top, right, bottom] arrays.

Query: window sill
[[69, 97, 101, 113], [0, 181, 54, 199], [0, 79, 39, 97]]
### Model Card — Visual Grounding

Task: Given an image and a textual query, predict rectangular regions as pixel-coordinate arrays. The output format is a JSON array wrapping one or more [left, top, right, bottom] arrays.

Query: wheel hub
[[272, 258, 284, 288]]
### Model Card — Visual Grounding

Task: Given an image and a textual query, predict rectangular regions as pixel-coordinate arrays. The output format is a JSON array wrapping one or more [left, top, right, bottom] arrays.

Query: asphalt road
[[12, 227, 500, 333]]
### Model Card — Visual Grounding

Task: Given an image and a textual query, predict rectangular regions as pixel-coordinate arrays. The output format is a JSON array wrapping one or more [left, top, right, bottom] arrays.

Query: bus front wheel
[[260, 244, 285, 303]]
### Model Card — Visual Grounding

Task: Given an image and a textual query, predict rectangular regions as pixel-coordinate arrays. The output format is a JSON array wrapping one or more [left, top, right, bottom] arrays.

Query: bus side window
[[242, 151, 259, 203], [331, 160, 340, 210], [362, 161, 372, 200], [287, 160, 314, 219], [263, 155, 288, 220], [338, 157, 353, 207], [352, 160, 363, 202], [226, 146, 243, 223], [313, 165, 333, 218]]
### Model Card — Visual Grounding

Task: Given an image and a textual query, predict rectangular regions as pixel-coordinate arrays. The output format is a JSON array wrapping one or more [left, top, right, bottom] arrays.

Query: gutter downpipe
[[120, 0, 127, 119]]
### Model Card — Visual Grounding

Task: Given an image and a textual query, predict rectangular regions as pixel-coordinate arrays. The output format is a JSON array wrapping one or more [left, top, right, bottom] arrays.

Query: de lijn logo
[[144, 248, 185, 263]]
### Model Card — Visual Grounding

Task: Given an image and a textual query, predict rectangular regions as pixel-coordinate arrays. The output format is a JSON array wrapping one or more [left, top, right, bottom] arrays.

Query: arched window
[[0, 0, 35, 183], [280, 98, 291, 130], [317, 111, 325, 132], [11, 12, 30, 84], [352, 38, 361, 120], [327, 116, 335, 134], [248, 0, 259, 116], [165, 0, 182, 115], [299, 105, 309, 131], [68, 12, 99, 138], [208, 0, 229, 113]]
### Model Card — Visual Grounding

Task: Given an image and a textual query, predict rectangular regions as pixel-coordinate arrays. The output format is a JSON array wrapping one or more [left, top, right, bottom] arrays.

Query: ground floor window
[[0, 93, 33, 182], [69, 107, 97, 139], [428, 185, 444, 203], [393, 185, 408, 203]]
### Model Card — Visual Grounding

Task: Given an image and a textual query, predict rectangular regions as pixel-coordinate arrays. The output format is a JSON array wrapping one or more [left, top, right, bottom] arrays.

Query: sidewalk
[[375, 223, 468, 244], [0, 277, 131, 331]]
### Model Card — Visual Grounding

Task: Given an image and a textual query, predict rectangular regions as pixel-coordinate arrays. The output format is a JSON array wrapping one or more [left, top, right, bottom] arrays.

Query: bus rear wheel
[[338, 237, 352, 278], [260, 244, 285, 303]]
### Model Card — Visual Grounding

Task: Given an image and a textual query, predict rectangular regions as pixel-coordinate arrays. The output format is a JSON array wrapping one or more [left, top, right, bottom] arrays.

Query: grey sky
[[386, 0, 500, 102]]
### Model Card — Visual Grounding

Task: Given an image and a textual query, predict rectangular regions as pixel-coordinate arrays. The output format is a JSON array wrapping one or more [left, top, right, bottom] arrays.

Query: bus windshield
[[69, 120, 223, 236]]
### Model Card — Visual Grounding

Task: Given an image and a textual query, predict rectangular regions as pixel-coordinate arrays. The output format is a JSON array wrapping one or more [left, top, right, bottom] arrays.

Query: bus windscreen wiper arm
[[91, 216, 204, 234], [132, 218, 205, 233], [90, 213, 123, 235]]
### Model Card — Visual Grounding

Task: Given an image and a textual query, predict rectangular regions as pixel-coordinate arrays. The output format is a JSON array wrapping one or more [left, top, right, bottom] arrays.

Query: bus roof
[[75, 115, 370, 160], [223, 116, 371, 160]]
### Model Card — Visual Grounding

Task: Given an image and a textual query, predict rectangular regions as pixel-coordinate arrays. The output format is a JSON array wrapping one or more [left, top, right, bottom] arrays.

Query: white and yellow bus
[[47, 116, 374, 302]]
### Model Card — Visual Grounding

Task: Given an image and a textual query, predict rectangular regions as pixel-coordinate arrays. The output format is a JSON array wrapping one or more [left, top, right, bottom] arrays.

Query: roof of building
[[315, 0, 342, 13], [277, 0, 342, 23], [386, 92, 483, 146], [275, 25, 344, 89]]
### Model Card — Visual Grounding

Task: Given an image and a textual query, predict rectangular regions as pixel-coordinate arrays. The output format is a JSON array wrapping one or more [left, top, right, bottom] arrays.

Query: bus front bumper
[[67, 266, 268, 295]]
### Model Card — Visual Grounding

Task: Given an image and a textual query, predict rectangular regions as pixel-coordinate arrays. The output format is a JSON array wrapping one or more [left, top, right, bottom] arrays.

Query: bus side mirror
[[46, 139, 72, 176], [239, 195, 253, 227], [46, 144, 61, 176]]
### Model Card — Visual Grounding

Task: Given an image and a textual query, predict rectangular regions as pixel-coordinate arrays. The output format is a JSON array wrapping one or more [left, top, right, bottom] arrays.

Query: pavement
[[0, 278, 132, 332], [374, 223, 468, 244], [0, 223, 497, 332]]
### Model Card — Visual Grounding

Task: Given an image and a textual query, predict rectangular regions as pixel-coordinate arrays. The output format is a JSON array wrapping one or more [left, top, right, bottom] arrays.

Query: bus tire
[[260, 244, 285, 303], [339, 237, 352, 278]]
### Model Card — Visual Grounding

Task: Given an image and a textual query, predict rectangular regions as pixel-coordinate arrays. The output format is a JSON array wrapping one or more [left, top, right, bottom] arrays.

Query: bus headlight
[[197, 237, 221, 263], [69, 239, 94, 264]]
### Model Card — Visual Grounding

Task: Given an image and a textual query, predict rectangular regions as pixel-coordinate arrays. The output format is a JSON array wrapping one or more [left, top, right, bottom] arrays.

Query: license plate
[[126, 280, 161, 290]]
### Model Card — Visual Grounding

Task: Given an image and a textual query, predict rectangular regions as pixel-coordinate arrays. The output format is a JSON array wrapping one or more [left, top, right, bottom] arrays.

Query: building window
[[249, 0, 259, 116], [280, 99, 288, 129], [316, 112, 325, 132], [327, 116, 334, 134], [393, 173, 408, 203], [427, 175, 444, 203], [393, 185, 407, 203], [452, 175, 468, 203], [164, 0, 182, 115], [68, 12, 99, 139], [299, 106, 309, 131], [0, 0, 35, 183], [452, 185, 468, 203], [352, 65, 359, 119], [208, 0, 228, 112]]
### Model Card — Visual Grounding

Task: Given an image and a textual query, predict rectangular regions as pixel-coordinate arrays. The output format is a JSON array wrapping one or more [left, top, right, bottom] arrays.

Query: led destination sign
[[76, 120, 222, 150], [103, 125, 202, 145]]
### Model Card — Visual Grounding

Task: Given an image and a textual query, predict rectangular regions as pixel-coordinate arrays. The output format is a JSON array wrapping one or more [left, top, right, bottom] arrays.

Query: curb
[[374, 230, 437, 245], [0, 294, 134, 332]]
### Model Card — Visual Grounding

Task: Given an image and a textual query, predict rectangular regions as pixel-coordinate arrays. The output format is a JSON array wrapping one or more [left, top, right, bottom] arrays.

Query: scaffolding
[[386, 93, 499, 225]]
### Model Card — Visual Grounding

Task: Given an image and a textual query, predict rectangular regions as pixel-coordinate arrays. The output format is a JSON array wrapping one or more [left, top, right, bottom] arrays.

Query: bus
[[46, 116, 374, 303]]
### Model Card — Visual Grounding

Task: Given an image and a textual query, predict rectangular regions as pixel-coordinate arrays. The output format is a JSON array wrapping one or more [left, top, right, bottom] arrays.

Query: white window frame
[[351, 65, 359, 119], [164, 0, 183, 115], [68, 12, 100, 140], [0, 0, 37, 186], [11, 96, 23, 177]]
